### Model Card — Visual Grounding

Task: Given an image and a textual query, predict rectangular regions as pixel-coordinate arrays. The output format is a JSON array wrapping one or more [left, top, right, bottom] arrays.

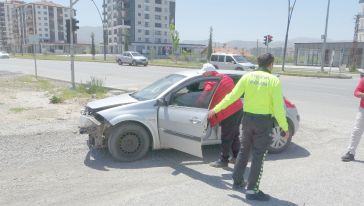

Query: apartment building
[[105, 0, 176, 55], [359, 0, 364, 41], [0, 2, 6, 51], [0, 0, 75, 53]]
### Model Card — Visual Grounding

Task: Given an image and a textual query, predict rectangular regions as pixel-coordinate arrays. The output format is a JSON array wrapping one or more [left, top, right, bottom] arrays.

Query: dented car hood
[[86, 93, 138, 112]]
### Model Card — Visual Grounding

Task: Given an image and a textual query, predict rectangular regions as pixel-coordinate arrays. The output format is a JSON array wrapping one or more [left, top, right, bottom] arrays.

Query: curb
[[274, 72, 353, 79]]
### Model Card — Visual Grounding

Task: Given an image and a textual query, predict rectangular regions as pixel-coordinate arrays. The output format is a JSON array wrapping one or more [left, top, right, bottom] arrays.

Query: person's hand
[[283, 130, 290, 141], [207, 110, 216, 119]]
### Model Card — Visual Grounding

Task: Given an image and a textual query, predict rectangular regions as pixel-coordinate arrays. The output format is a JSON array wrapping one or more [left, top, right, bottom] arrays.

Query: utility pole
[[320, 0, 331, 72], [282, 0, 297, 72], [69, 0, 79, 89], [256, 39, 259, 57], [90, 0, 107, 61]]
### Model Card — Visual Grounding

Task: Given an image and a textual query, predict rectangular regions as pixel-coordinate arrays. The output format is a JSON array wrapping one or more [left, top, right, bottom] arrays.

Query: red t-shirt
[[354, 77, 364, 108]]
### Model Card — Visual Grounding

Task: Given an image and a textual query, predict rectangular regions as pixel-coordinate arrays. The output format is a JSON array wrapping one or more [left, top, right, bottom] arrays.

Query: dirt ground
[[0, 72, 92, 205]]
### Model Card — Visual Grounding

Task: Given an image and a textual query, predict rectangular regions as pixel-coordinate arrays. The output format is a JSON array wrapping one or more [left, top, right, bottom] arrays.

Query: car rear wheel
[[132, 60, 137, 66], [268, 119, 293, 153], [108, 123, 151, 162], [143, 63, 148, 66]]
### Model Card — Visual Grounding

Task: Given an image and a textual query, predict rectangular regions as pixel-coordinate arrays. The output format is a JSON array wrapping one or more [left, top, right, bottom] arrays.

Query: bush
[[86, 77, 107, 95], [50, 95, 63, 104]]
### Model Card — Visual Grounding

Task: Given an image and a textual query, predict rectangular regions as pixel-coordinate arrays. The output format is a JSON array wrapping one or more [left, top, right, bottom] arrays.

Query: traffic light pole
[[320, 0, 331, 72], [69, 0, 79, 89]]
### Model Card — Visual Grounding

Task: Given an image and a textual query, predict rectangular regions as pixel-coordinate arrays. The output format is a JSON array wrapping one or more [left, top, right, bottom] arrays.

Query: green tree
[[169, 23, 180, 63], [91, 32, 96, 60], [207, 26, 213, 60]]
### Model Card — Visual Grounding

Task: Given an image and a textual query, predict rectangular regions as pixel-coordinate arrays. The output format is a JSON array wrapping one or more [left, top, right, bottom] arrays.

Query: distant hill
[[181, 37, 343, 49]]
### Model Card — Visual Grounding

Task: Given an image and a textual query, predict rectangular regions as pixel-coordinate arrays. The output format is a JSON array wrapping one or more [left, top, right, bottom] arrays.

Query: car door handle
[[189, 117, 202, 124]]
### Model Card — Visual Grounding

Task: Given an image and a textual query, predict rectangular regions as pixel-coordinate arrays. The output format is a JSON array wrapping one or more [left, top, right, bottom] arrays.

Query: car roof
[[174, 69, 248, 78], [211, 53, 242, 56]]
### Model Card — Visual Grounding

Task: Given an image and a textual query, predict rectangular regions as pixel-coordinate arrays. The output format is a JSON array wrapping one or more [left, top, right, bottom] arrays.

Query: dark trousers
[[219, 110, 243, 162], [232, 112, 273, 192]]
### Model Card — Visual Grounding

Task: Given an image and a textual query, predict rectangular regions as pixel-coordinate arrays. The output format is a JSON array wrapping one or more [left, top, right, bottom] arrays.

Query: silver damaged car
[[79, 70, 300, 162]]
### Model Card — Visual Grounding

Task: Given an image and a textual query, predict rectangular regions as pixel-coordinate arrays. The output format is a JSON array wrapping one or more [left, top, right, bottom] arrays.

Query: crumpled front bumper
[[79, 113, 107, 148]]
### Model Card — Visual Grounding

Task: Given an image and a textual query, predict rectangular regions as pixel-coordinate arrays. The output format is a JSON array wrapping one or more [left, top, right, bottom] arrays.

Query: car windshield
[[131, 52, 142, 56], [233, 55, 248, 63], [131, 74, 186, 100]]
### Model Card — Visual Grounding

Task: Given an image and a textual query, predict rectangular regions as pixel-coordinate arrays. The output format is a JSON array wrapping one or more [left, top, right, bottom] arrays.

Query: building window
[[155, 0, 162, 4], [138, 21, 141, 25], [145, 22, 149, 27], [43, 11, 47, 15], [164, 16, 167, 20], [109, 30, 112, 35], [145, 30, 150, 35], [145, 6, 149, 11], [145, 38, 150, 42], [155, 31, 161, 35], [44, 23, 48, 26], [45, 34, 48, 37], [44, 17, 47, 20], [45, 28, 48, 31], [155, 23, 161, 28], [155, 15, 161, 20], [145, 14, 149, 19], [138, 4, 141, 8], [138, 37, 142, 41], [114, 29, 117, 34], [155, 7, 162, 12], [138, 29, 142, 33], [138, 13, 141, 17], [109, 38, 112, 43]]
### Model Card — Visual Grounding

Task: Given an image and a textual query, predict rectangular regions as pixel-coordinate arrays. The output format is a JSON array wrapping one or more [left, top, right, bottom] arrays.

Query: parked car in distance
[[0, 51, 10, 59], [79, 70, 300, 162], [210, 53, 255, 71], [116, 51, 148, 66]]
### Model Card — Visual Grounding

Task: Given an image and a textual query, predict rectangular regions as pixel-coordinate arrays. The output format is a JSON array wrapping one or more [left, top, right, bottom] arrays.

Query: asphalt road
[[1, 58, 364, 205]]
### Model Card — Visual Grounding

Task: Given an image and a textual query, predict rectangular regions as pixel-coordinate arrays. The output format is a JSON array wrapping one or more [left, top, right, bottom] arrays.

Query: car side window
[[218, 55, 225, 62], [226, 56, 234, 63], [170, 79, 219, 109], [211, 55, 218, 61]]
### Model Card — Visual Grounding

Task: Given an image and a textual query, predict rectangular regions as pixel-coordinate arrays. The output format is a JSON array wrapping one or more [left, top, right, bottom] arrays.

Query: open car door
[[158, 76, 220, 158]]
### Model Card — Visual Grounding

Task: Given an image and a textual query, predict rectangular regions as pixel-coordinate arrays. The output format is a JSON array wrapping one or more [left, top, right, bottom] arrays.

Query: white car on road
[[80, 70, 300, 162], [0, 51, 10, 59], [116, 51, 148, 66]]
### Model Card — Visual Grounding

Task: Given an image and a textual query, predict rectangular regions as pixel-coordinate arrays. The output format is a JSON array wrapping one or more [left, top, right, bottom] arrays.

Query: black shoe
[[229, 157, 237, 164], [246, 190, 270, 201], [232, 181, 246, 190], [341, 152, 355, 162], [209, 159, 228, 168]]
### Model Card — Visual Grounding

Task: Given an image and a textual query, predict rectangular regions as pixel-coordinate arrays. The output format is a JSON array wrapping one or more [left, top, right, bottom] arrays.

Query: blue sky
[[27, 0, 359, 42]]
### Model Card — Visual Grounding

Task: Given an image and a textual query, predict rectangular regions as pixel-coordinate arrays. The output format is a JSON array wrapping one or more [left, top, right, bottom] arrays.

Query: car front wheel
[[108, 123, 151, 162], [131, 60, 137, 66], [117, 59, 123, 65], [268, 120, 293, 153]]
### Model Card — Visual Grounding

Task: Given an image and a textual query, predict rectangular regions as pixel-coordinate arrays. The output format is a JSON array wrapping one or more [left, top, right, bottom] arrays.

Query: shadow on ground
[[84, 142, 310, 171]]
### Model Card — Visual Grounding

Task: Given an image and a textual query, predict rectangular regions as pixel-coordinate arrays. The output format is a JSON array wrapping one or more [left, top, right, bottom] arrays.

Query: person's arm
[[212, 76, 246, 114], [197, 82, 214, 106], [272, 79, 289, 132], [354, 78, 364, 98]]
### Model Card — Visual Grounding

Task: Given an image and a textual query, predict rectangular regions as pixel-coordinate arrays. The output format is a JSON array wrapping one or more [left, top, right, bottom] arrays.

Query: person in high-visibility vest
[[208, 53, 289, 201]]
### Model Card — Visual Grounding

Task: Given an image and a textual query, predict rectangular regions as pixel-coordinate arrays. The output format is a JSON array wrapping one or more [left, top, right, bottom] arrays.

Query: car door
[[158, 77, 220, 158], [225, 55, 236, 70], [217, 55, 226, 70]]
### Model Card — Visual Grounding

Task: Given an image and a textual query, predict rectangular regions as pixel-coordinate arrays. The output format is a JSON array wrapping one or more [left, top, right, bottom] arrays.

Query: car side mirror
[[155, 98, 167, 106], [231, 61, 236, 64]]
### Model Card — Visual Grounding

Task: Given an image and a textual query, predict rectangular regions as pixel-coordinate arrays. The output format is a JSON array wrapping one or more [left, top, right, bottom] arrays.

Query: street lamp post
[[320, 0, 331, 72], [90, 0, 107, 61], [282, 0, 297, 72]]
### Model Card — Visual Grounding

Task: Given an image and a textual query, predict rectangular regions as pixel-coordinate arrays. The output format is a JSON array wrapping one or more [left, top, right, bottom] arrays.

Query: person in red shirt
[[342, 74, 364, 162], [198, 63, 243, 167]]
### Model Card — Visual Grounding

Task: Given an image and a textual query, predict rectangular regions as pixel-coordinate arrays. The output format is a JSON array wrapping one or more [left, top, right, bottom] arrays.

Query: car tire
[[132, 60, 137, 66], [268, 119, 293, 154], [235, 67, 244, 71], [144, 63, 148, 66], [108, 123, 151, 162], [117, 59, 123, 65]]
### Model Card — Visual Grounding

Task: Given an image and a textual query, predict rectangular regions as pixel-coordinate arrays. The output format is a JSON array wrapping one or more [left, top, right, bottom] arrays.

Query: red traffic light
[[267, 35, 273, 43]]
